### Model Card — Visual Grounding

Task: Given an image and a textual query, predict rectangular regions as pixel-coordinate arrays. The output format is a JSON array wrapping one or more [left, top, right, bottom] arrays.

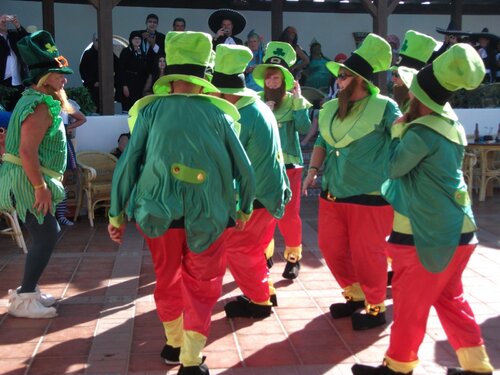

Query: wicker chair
[[0, 210, 28, 253], [463, 151, 479, 198], [74, 151, 117, 227]]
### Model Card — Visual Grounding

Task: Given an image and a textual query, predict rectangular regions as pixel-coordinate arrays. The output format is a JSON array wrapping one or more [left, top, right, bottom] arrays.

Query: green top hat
[[394, 30, 438, 70], [326, 33, 391, 94], [154, 31, 219, 95], [252, 41, 296, 91], [212, 44, 257, 97], [398, 43, 485, 121], [17, 30, 73, 85]]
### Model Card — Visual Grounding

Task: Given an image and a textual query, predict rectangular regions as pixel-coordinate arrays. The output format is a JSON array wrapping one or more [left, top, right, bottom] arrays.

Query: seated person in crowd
[[111, 132, 130, 159]]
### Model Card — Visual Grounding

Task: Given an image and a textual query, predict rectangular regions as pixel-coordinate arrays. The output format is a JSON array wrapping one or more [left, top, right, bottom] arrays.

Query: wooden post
[[88, 0, 119, 115], [271, 0, 284, 41], [451, 0, 463, 30], [42, 0, 55, 37]]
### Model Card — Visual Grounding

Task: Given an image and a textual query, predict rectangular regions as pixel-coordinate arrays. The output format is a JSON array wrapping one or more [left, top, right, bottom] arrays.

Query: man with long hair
[[303, 34, 401, 331]]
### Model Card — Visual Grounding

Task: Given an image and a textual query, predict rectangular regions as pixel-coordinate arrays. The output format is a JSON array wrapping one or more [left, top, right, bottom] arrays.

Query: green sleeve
[[382, 99, 402, 134], [292, 97, 312, 135], [314, 133, 327, 149], [388, 126, 431, 179], [109, 108, 149, 226]]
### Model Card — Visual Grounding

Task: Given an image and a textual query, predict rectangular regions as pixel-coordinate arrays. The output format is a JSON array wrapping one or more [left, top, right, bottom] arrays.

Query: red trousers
[[143, 227, 228, 337], [386, 243, 484, 363], [318, 197, 393, 305], [277, 167, 303, 247], [225, 208, 276, 303]]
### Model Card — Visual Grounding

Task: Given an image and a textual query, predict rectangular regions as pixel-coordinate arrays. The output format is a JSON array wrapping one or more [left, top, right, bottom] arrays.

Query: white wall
[[4, 1, 500, 87], [75, 115, 129, 153]]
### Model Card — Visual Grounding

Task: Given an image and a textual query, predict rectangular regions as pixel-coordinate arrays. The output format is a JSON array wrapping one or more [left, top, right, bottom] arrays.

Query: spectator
[[117, 31, 148, 111], [0, 14, 29, 111], [471, 28, 498, 83], [209, 8, 246, 48], [430, 20, 466, 62], [302, 39, 331, 91], [79, 33, 119, 113], [143, 54, 166, 95], [278, 26, 310, 81], [108, 31, 255, 374], [0, 30, 73, 318], [172, 17, 186, 31], [55, 99, 87, 226], [244, 29, 264, 92], [253, 41, 312, 280], [137, 14, 166, 72], [110, 132, 130, 159]]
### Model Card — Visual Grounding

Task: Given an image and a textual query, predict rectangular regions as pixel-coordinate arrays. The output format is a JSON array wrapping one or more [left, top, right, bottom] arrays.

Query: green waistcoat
[[316, 94, 401, 197], [381, 114, 476, 273], [258, 91, 312, 164], [237, 97, 291, 218], [0, 89, 66, 223], [109, 94, 255, 253]]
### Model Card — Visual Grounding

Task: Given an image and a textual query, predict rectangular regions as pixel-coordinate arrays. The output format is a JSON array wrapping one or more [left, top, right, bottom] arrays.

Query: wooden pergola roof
[[29, 0, 500, 114]]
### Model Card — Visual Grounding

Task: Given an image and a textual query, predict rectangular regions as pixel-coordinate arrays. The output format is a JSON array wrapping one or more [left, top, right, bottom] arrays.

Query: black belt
[[388, 231, 476, 246], [320, 190, 389, 206], [169, 217, 235, 229], [285, 163, 301, 169], [253, 199, 265, 209]]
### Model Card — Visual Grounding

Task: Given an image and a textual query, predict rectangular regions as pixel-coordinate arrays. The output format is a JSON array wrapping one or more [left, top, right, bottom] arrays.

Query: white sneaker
[[14, 286, 57, 307], [8, 289, 57, 318]]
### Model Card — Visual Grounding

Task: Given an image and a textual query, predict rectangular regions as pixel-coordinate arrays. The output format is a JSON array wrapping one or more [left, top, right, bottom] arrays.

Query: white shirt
[[1, 33, 22, 85]]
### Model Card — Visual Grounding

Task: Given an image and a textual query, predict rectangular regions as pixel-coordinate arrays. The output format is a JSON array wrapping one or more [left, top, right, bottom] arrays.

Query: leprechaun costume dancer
[[0, 30, 73, 319], [352, 44, 493, 375], [210, 44, 291, 318], [108, 32, 255, 375], [253, 41, 312, 280], [303, 34, 401, 330], [392, 30, 437, 113]]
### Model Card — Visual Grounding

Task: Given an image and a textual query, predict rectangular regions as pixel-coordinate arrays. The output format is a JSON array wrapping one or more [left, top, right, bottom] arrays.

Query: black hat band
[[211, 72, 245, 89], [29, 60, 63, 70], [417, 64, 453, 106], [264, 56, 289, 69], [344, 53, 373, 81], [398, 55, 426, 70], [166, 64, 206, 78]]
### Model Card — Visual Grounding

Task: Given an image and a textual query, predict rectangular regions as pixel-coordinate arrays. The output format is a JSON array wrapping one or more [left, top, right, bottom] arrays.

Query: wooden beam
[[271, 0, 284, 41], [451, 0, 464, 30], [361, 0, 377, 17], [388, 0, 399, 14], [42, 0, 55, 37]]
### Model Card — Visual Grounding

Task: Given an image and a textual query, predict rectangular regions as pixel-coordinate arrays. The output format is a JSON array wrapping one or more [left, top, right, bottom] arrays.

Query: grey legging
[[19, 212, 60, 293]]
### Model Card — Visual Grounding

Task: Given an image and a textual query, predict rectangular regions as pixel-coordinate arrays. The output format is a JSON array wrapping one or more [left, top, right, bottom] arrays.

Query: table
[[465, 143, 500, 201]]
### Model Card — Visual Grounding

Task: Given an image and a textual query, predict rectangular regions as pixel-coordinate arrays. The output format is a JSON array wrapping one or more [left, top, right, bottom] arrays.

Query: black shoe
[[387, 270, 394, 286], [352, 364, 411, 375], [266, 256, 274, 269], [351, 311, 386, 330], [160, 343, 181, 365], [237, 294, 277, 307], [282, 260, 300, 279], [177, 362, 210, 375], [224, 296, 272, 318], [447, 368, 492, 375], [330, 300, 365, 319]]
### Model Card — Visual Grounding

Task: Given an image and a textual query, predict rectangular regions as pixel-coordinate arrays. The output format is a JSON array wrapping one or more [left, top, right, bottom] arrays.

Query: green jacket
[[258, 91, 312, 164], [381, 114, 476, 273], [109, 94, 256, 253], [316, 94, 401, 197], [237, 96, 291, 218], [0, 89, 66, 223]]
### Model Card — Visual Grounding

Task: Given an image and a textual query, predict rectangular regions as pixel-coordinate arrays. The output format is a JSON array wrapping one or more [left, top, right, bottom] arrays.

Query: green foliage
[[66, 86, 97, 115], [0, 86, 18, 109], [449, 83, 500, 108]]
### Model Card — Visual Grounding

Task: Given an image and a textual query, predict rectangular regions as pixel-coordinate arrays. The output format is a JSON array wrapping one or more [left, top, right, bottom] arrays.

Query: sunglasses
[[337, 72, 354, 80]]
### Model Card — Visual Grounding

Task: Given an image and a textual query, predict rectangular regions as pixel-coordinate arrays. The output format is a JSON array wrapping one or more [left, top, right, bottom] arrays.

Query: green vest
[[382, 114, 475, 273]]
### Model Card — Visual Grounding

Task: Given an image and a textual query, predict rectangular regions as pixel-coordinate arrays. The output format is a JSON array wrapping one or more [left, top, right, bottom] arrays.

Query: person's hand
[[235, 219, 246, 231], [216, 27, 226, 38], [123, 86, 130, 98], [265, 101, 275, 111], [141, 31, 150, 40], [302, 170, 317, 196], [292, 80, 301, 98], [32, 184, 53, 215], [10, 15, 21, 29], [108, 223, 126, 244]]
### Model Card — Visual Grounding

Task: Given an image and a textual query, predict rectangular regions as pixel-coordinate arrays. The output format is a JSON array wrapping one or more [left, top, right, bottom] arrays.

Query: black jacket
[[0, 27, 29, 85]]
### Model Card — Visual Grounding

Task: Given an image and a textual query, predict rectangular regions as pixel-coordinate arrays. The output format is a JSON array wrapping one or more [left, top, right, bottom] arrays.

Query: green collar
[[405, 114, 466, 145]]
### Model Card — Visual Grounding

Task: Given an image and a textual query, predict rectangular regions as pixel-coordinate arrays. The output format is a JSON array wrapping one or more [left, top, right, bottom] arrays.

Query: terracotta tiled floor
[[1, 195, 499, 375]]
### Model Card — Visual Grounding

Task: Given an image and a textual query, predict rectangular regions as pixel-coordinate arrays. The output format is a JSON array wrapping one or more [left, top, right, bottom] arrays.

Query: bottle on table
[[474, 123, 480, 143], [496, 123, 500, 143]]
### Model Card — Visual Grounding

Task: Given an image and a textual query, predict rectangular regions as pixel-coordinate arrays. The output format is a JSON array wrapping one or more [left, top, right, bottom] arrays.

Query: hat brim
[[326, 61, 379, 95], [398, 66, 457, 121], [252, 64, 295, 91], [24, 66, 74, 85], [435, 27, 470, 36], [208, 9, 246, 36], [470, 32, 499, 42], [217, 86, 259, 97], [153, 74, 220, 95]]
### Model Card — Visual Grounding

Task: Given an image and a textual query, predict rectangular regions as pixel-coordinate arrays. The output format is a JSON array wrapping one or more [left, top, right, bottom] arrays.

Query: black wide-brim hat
[[208, 9, 246, 36], [470, 28, 499, 43], [436, 21, 470, 36]]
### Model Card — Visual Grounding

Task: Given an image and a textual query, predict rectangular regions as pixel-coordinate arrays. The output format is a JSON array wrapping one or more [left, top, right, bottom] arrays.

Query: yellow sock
[[162, 315, 183, 348], [457, 346, 494, 372], [180, 330, 207, 366]]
